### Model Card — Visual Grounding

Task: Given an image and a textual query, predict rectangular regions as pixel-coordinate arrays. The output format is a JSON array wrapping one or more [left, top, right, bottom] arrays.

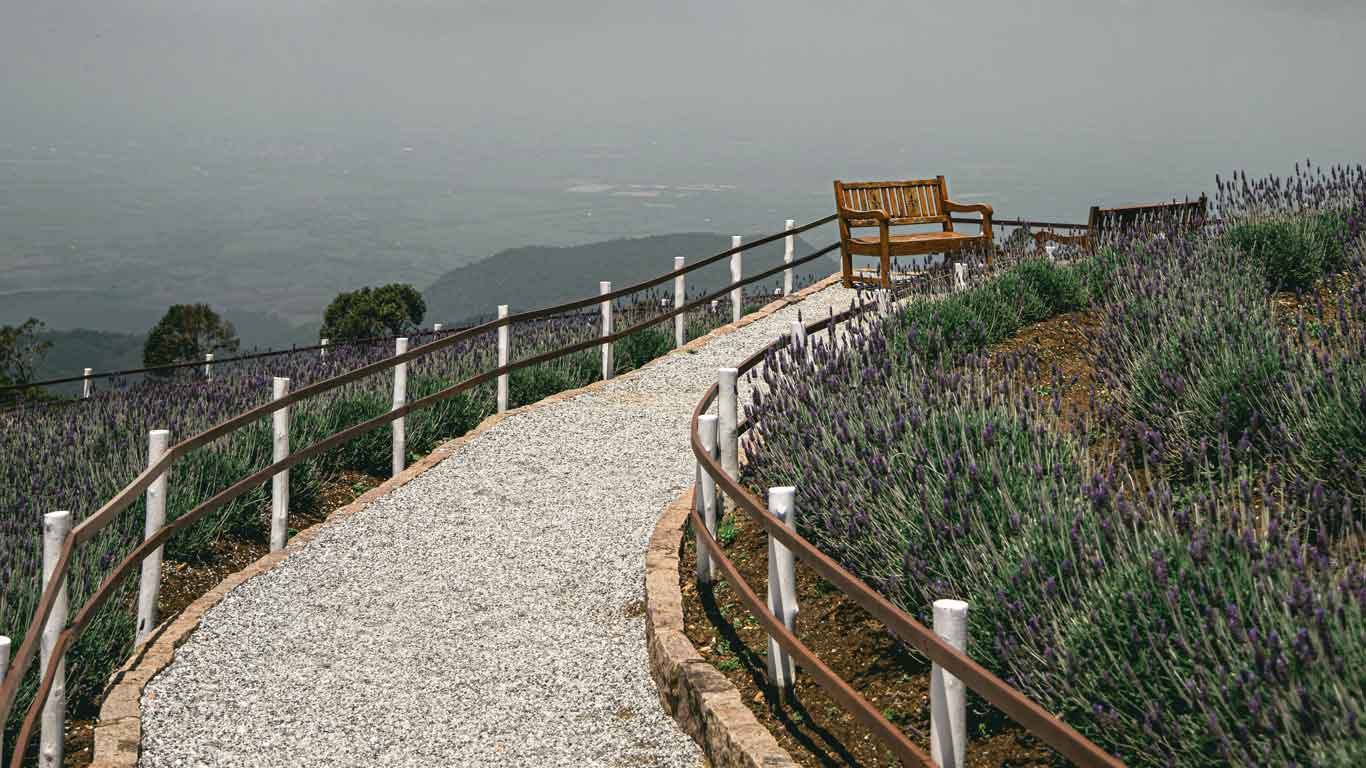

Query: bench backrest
[[1089, 194, 1208, 238], [834, 177, 952, 229]]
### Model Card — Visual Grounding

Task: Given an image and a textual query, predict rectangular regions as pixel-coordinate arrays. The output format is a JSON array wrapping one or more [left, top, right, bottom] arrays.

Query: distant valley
[[10, 230, 841, 382]]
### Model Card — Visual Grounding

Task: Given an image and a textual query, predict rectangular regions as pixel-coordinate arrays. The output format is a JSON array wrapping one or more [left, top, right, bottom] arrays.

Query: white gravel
[[139, 282, 862, 768]]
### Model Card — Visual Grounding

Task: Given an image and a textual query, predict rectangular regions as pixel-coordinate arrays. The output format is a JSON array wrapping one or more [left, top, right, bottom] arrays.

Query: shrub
[[614, 326, 673, 374], [889, 258, 1089, 364], [1226, 219, 1323, 292]]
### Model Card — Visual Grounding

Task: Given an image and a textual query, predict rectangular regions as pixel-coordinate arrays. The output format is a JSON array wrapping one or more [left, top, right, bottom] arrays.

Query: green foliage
[[320, 284, 426, 341], [1224, 209, 1347, 292], [891, 258, 1089, 363], [142, 303, 240, 373], [0, 317, 52, 391], [716, 515, 737, 546], [614, 326, 672, 374]]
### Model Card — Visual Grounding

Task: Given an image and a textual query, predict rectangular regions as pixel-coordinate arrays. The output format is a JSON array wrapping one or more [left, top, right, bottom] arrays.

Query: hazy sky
[[2, 1, 1364, 326]]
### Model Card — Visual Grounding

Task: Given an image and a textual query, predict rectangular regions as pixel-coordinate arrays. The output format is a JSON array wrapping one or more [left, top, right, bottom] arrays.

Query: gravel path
[[139, 282, 862, 768]]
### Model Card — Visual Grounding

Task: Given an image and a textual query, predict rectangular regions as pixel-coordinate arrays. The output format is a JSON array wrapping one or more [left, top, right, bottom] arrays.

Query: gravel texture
[[139, 283, 863, 768]]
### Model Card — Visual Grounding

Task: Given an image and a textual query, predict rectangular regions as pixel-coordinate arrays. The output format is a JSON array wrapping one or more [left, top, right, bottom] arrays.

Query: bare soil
[[679, 512, 1053, 768]]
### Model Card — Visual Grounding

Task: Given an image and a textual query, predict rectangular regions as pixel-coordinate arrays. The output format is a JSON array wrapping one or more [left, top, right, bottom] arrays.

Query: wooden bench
[[1033, 195, 1208, 254], [833, 177, 993, 288]]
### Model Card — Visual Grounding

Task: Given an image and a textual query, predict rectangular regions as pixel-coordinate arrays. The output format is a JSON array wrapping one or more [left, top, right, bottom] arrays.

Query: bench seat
[[834, 176, 993, 288]]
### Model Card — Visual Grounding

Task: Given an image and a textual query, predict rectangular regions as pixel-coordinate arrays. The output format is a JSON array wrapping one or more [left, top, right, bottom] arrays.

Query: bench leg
[[879, 251, 891, 289], [841, 249, 853, 288]]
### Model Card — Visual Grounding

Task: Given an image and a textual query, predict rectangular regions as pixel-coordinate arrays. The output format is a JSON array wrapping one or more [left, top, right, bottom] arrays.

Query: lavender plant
[[1, 298, 726, 741], [742, 165, 1366, 766]]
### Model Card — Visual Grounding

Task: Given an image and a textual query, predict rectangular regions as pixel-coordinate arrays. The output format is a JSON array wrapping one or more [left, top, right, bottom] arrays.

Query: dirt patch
[[679, 510, 1053, 767]]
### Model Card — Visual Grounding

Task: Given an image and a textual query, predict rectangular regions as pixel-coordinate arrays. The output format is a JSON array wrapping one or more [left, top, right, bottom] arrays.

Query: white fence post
[[783, 219, 795, 295], [1, 634, 10, 759], [40, 510, 71, 768], [135, 429, 171, 645], [694, 414, 720, 584], [320, 338, 329, 359], [954, 262, 968, 293], [81, 368, 93, 399], [717, 368, 739, 481], [931, 599, 969, 768], [789, 320, 809, 363], [204, 353, 214, 381], [730, 235, 743, 324], [271, 377, 291, 551], [497, 305, 509, 413], [433, 322, 443, 333], [392, 338, 408, 477], [766, 486, 798, 690], [600, 281, 614, 380], [673, 257, 686, 348]]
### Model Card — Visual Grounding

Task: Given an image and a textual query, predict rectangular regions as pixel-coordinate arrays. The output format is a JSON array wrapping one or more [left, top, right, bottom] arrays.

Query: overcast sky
[[5, 1, 1362, 148], [2, 1, 1364, 259]]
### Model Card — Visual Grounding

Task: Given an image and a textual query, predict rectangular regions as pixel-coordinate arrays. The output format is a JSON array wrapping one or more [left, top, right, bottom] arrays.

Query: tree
[[143, 304, 240, 373], [0, 317, 52, 392], [320, 284, 426, 341]]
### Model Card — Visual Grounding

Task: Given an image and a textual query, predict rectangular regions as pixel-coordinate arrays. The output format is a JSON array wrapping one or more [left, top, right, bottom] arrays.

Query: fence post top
[[732, 235, 742, 246], [697, 413, 718, 424], [600, 280, 611, 291], [497, 304, 509, 315], [44, 510, 72, 525], [674, 256, 685, 267], [934, 598, 970, 614], [785, 218, 795, 228], [395, 337, 409, 352], [718, 367, 739, 376]]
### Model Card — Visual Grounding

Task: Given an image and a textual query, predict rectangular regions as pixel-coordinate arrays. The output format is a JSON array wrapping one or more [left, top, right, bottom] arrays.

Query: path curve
[[138, 280, 859, 768]]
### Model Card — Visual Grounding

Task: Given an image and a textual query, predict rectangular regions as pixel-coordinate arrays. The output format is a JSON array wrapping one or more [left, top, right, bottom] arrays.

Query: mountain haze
[[424, 232, 839, 325]]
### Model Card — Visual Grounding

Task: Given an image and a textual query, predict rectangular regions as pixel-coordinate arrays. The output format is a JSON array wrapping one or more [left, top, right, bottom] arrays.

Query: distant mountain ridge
[[423, 232, 839, 325]]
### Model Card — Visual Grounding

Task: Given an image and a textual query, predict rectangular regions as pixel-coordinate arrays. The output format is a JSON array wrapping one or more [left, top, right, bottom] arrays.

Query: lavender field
[[0, 281, 786, 740], [743, 165, 1365, 765]]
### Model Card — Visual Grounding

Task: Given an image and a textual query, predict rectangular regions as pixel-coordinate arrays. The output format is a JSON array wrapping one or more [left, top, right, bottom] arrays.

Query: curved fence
[[688, 301, 1126, 767], [0, 216, 840, 767]]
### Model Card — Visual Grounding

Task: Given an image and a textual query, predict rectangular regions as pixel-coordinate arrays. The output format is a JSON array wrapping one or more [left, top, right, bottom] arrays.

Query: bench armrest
[[942, 199, 993, 217], [838, 206, 891, 223]]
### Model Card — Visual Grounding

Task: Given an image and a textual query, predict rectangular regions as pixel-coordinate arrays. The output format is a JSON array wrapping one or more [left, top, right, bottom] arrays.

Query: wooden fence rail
[[0, 215, 840, 767], [688, 300, 1126, 767]]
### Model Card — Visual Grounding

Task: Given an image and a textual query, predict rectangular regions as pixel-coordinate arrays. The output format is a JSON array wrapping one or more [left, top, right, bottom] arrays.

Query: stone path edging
[[644, 489, 799, 768], [90, 272, 841, 767]]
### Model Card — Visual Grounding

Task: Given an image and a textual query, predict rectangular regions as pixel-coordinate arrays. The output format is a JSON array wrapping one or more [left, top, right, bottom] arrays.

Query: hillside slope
[[423, 232, 839, 324]]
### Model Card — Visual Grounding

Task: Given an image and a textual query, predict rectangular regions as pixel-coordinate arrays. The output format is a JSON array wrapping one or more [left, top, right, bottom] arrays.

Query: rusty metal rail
[[689, 305, 1125, 767], [0, 217, 841, 767]]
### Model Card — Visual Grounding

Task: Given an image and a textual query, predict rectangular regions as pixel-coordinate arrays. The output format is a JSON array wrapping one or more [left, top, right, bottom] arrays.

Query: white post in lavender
[[730, 235, 743, 324], [39, 510, 71, 768], [600, 281, 614, 380], [320, 338, 329, 359], [673, 256, 686, 348], [717, 367, 739, 481], [694, 414, 720, 584], [931, 598, 969, 768], [203, 352, 214, 381], [0, 634, 9, 759], [497, 305, 509, 413], [82, 368, 93, 399], [392, 338, 408, 477], [766, 486, 798, 690], [271, 377, 290, 551], [135, 429, 171, 645], [783, 219, 795, 295]]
